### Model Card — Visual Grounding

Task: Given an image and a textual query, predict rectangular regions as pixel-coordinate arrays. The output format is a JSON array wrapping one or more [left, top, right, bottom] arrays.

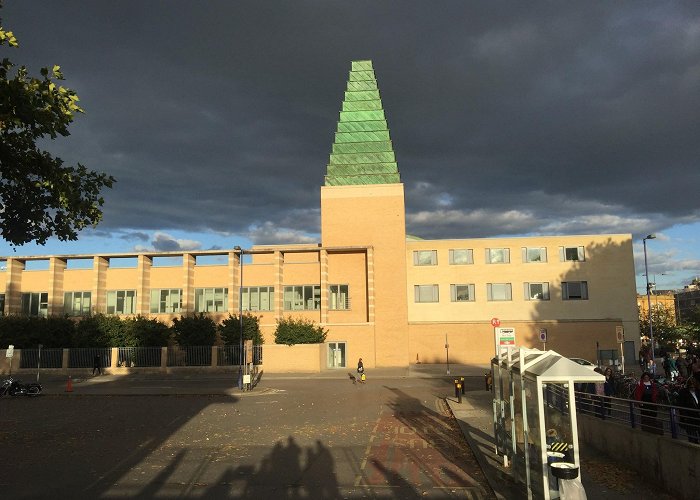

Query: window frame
[[523, 282, 550, 301], [329, 284, 350, 310], [522, 247, 547, 263], [559, 246, 585, 262], [64, 291, 92, 316], [486, 248, 510, 264], [241, 286, 273, 312], [283, 285, 321, 311], [414, 284, 439, 303], [413, 250, 437, 266], [487, 283, 512, 301], [21, 292, 48, 317], [562, 281, 589, 300], [150, 288, 183, 314], [449, 249, 474, 265], [450, 284, 475, 302], [195, 287, 229, 313]]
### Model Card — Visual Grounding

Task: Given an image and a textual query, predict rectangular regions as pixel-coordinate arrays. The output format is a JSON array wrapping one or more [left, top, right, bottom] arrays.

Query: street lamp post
[[234, 246, 244, 390], [643, 234, 656, 373]]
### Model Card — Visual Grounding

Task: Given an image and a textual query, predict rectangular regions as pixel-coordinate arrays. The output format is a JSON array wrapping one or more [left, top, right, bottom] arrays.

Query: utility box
[[492, 347, 604, 499]]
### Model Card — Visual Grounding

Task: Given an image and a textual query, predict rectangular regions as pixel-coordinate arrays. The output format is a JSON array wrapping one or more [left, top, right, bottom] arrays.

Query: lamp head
[[644, 234, 656, 240]]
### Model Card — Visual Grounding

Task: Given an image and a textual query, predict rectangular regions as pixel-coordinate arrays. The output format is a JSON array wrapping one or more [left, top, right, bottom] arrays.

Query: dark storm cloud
[[4, 1, 699, 242]]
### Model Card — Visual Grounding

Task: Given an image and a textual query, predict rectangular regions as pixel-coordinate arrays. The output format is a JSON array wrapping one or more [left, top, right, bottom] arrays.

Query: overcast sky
[[2, 1, 699, 292]]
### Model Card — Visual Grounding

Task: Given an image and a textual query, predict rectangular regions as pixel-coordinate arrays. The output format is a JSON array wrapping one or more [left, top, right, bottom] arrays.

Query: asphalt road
[[0, 377, 494, 499]]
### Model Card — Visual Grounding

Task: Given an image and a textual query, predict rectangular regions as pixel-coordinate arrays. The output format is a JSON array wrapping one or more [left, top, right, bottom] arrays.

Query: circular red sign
[[491, 318, 501, 327]]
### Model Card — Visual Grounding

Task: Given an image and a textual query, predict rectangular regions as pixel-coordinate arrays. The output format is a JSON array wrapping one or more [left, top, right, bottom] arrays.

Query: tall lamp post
[[234, 246, 244, 390], [642, 234, 656, 373]]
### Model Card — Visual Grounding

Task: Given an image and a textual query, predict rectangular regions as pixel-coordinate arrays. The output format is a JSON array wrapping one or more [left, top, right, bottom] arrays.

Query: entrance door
[[327, 342, 346, 369]]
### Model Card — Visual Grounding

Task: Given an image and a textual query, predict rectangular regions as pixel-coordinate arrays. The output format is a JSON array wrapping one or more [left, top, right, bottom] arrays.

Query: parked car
[[569, 357, 597, 370]]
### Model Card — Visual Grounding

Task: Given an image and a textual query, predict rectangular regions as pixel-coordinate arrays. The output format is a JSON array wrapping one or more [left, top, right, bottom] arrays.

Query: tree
[[0, 13, 115, 246], [274, 317, 327, 345], [219, 314, 264, 345], [639, 304, 680, 350], [171, 314, 217, 346]]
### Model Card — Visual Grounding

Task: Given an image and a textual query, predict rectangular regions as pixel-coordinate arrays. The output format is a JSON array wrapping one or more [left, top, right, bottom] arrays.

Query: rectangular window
[[107, 290, 136, 315], [21, 292, 49, 317], [413, 250, 437, 266], [449, 249, 474, 265], [414, 285, 439, 303], [329, 284, 350, 310], [524, 282, 550, 300], [195, 287, 229, 312], [559, 246, 585, 262], [562, 281, 588, 300], [486, 248, 510, 264], [64, 291, 92, 316], [522, 247, 547, 263], [241, 286, 273, 311], [283, 285, 320, 310], [487, 283, 512, 301], [150, 289, 182, 313], [450, 284, 475, 302]]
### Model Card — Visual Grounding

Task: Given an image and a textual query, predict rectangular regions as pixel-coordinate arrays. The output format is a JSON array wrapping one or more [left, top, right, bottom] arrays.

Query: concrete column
[[48, 257, 67, 316], [182, 254, 195, 313], [274, 251, 284, 320], [110, 347, 119, 369], [228, 251, 239, 313], [161, 346, 168, 371], [211, 346, 218, 367], [136, 255, 152, 315], [5, 258, 25, 315], [366, 247, 375, 323], [62, 348, 69, 374], [93, 257, 109, 314], [319, 249, 329, 325]]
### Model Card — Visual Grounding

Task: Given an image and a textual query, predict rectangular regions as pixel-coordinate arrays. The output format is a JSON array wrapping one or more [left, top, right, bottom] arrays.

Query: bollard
[[457, 382, 462, 403], [460, 376, 465, 395]]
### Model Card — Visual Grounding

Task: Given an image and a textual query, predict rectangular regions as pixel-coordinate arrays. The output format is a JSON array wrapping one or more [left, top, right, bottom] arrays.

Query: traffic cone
[[65, 375, 73, 393]]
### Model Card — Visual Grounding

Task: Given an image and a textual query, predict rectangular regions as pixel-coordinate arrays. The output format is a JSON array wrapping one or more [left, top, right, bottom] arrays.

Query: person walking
[[633, 372, 662, 434], [357, 357, 365, 383], [603, 367, 615, 417], [677, 375, 700, 444], [92, 354, 102, 376]]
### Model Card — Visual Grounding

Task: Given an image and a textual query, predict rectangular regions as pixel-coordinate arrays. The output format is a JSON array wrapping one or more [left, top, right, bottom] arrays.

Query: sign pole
[[445, 334, 450, 376], [616, 326, 625, 374]]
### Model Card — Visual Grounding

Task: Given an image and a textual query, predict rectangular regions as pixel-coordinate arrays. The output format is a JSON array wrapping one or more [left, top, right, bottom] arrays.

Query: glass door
[[327, 342, 346, 368]]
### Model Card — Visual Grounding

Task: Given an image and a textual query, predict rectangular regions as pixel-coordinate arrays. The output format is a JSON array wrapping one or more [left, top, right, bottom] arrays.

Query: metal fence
[[217, 345, 263, 366], [19, 348, 63, 369], [117, 347, 162, 368], [69, 348, 112, 369], [575, 390, 700, 443], [167, 346, 212, 367]]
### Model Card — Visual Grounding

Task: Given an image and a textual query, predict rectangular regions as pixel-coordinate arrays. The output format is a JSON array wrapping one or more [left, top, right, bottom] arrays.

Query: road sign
[[491, 318, 501, 327], [616, 326, 625, 343], [539, 328, 547, 343], [496, 327, 516, 346], [6, 344, 14, 358]]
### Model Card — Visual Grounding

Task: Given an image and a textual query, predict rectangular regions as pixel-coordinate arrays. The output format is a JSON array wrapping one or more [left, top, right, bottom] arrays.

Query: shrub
[[274, 317, 327, 345], [124, 316, 170, 347], [219, 314, 264, 345], [0, 316, 74, 348], [171, 314, 217, 346]]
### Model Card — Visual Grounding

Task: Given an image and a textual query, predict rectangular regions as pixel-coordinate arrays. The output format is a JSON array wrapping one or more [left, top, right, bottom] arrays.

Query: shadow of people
[[301, 440, 341, 499]]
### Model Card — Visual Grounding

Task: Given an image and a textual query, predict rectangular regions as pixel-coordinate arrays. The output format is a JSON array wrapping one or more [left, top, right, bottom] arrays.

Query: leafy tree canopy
[[0, 11, 115, 246]]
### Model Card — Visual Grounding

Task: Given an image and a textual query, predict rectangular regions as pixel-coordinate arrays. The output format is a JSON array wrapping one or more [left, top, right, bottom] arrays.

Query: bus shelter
[[492, 347, 604, 499]]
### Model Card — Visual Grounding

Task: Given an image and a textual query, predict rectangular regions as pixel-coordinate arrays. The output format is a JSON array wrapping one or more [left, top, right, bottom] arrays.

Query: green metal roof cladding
[[325, 60, 401, 186]]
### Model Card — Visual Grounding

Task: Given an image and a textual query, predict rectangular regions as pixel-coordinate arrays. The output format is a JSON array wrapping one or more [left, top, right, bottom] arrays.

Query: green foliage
[[171, 314, 217, 346], [72, 314, 123, 347], [273, 316, 327, 345], [0, 315, 74, 348], [219, 314, 264, 345], [0, 11, 115, 246], [124, 316, 171, 347], [639, 304, 681, 349]]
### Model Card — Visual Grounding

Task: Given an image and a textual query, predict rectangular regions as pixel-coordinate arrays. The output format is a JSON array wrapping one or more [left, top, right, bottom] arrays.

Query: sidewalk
[[447, 390, 676, 500]]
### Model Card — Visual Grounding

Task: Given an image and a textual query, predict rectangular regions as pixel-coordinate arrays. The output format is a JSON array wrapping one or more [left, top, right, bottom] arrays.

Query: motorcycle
[[0, 376, 42, 396]]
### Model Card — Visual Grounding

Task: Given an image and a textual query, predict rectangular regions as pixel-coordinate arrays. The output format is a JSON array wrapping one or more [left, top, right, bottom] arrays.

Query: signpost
[[6, 344, 14, 376], [495, 327, 516, 355], [616, 326, 625, 373], [445, 334, 450, 375], [539, 328, 547, 350]]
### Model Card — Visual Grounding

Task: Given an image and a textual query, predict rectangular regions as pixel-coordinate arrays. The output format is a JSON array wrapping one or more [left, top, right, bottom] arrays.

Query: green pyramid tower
[[324, 60, 401, 186]]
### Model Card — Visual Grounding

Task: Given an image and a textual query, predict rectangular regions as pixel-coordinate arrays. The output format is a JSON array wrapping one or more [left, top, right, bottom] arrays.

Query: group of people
[[632, 370, 700, 443]]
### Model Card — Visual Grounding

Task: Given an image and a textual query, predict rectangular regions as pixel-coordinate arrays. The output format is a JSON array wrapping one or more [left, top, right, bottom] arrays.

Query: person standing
[[677, 376, 700, 444], [92, 354, 102, 375], [633, 372, 661, 434], [603, 367, 615, 417]]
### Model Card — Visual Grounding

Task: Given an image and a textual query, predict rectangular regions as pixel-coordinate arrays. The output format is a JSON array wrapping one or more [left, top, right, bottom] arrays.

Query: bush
[[72, 314, 120, 347], [171, 314, 217, 346], [274, 317, 327, 345], [219, 314, 264, 345], [0, 316, 74, 348], [124, 316, 170, 347]]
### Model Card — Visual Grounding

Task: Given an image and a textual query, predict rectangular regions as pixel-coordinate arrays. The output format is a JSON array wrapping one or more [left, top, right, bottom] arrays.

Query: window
[[241, 286, 273, 311], [487, 283, 512, 301], [559, 246, 585, 262], [486, 248, 510, 264], [107, 290, 136, 315], [413, 250, 437, 266], [562, 281, 588, 300], [150, 289, 182, 313], [414, 285, 439, 303], [449, 249, 473, 265], [195, 288, 228, 312], [21, 292, 48, 317], [284, 285, 321, 310], [524, 282, 550, 300], [64, 291, 92, 316], [329, 284, 350, 310], [522, 247, 547, 263], [450, 284, 475, 302]]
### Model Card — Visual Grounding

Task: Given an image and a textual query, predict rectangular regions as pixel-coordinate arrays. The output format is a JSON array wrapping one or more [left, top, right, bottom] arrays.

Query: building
[[637, 291, 677, 320], [0, 60, 640, 369], [675, 284, 700, 324]]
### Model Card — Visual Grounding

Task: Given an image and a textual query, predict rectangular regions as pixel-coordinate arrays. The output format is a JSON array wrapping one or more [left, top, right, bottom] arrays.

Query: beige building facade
[[0, 60, 640, 369]]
